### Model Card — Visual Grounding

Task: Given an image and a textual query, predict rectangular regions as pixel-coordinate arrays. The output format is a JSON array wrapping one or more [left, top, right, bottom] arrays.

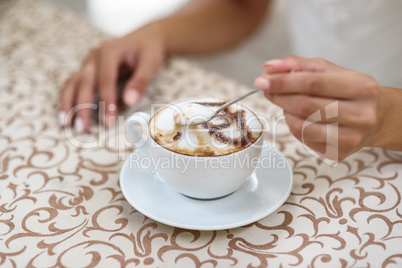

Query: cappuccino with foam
[[149, 97, 263, 156]]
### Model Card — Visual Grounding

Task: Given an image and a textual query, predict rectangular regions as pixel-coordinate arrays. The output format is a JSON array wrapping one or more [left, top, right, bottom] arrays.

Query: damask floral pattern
[[0, 0, 401, 267]]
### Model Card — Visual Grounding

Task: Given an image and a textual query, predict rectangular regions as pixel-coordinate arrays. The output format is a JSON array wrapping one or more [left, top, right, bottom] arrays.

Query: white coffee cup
[[125, 99, 264, 199]]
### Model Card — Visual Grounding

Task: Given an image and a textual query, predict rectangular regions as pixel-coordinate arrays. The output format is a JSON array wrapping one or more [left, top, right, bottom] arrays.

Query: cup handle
[[126, 112, 151, 155]]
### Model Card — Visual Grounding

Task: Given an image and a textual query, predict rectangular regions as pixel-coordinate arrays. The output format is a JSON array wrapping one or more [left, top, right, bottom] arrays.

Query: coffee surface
[[149, 98, 263, 156]]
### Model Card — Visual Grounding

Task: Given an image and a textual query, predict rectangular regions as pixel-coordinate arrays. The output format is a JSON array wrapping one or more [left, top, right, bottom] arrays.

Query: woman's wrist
[[140, 17, 190, 55]]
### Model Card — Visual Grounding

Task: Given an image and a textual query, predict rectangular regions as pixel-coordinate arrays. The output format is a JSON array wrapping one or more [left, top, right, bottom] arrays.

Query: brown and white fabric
[[0, 0, 401, 267]]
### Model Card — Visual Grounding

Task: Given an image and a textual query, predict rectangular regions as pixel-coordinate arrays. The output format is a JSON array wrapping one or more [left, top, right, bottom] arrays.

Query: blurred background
[[43, 0, 289, 87]]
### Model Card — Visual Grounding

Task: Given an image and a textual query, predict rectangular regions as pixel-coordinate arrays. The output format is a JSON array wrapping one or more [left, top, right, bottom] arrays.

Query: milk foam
[[174, 103, 215, 125], [149, 97, 263, 156]]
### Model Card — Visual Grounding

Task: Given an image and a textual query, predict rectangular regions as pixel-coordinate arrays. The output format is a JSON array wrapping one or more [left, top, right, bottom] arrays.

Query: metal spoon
[[177, 88, 260, 127]]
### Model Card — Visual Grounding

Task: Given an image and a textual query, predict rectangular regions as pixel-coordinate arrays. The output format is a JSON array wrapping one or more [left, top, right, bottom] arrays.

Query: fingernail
[[254, 77, 270, 91], [58, 111, 67, 126], [105, 113, 116, 128], [263, 59, 283, 67], [74, 117, 84, 133], [124, 89, 140, 106]]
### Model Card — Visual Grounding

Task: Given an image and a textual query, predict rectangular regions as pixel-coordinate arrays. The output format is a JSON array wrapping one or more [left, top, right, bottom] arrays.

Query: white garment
[[287, 0, 402, 88], [189, 0, 402, 88]]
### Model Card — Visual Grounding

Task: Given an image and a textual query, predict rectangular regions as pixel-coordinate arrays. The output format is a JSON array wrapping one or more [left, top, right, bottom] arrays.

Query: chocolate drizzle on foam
[[198, 102, 256, 148], [149, 101, 262, 157]]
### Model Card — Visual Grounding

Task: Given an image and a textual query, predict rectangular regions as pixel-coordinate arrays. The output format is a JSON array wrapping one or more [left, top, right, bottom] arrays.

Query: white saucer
[[120, 145, 293, 230]]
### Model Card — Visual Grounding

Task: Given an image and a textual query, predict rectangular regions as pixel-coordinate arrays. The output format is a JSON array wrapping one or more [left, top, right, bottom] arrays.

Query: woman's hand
[[58, 23, 166, 132], [58, 0, 270, 133], [255, 56, 383, 161]]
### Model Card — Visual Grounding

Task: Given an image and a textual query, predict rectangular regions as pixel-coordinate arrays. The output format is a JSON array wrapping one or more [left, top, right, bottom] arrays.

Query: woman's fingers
[[255, 72, 378, 99], [58, 73, 78, 127], [257, 56, 381, 160], [123, 47, 164, 107], [59, 49, 98, 130], [265, 94, 377, 127], [73, 65, 96, 133], [284, 112, 366, 160], [284, 112, 335, 144], [58, 23, 168, 133], [96, 42, 123, 128], [262, 56, 347, 74]]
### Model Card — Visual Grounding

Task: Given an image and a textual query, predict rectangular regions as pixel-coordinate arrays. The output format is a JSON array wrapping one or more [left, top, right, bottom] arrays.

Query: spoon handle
[[215, 88, 260, 114]]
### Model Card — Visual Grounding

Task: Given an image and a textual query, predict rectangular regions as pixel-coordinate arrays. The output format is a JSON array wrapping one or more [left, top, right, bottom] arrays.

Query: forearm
[[369, 86, 402, 151], [154, 0, 270, 54]]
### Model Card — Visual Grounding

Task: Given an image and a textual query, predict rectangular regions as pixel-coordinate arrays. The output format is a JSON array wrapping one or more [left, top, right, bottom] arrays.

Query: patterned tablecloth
[[1, 1, 402, 267]]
